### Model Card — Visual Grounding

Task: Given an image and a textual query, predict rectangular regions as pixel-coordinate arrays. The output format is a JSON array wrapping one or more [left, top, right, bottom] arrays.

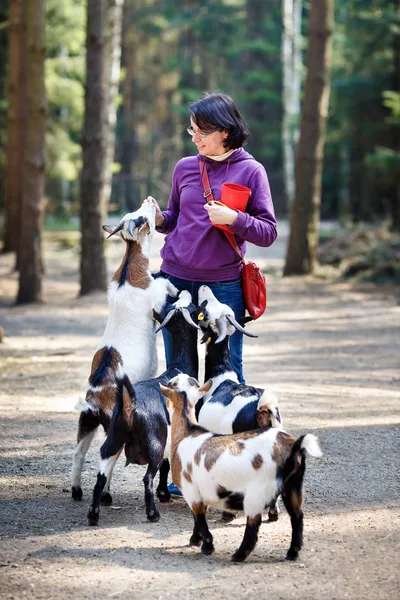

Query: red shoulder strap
[[199, 158, 244, 263], [200, 158, 215, 202]]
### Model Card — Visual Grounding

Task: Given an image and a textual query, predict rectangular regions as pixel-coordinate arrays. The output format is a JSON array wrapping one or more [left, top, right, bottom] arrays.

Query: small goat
[[87, 290, 202, 525], [161, 380, 322, 563], [195, 286, 281, 435], [71, 199, 171, 502]]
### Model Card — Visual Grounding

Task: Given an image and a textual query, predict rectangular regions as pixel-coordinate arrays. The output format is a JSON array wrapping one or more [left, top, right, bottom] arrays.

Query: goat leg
[[282, 488, 304, 561], [156, 459, 171, 503], [192, 503, 214, 555], [231, 514, 262, 562], [189, 516, 202, 547], [144, 459, 162, 522], [71, 411, 99, 500], [87, 450, 122, 526], [100, 475, 113, 506]]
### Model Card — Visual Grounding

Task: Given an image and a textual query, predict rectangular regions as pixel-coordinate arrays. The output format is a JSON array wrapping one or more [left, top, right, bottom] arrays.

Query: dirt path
[[0, 232, 399, 600]]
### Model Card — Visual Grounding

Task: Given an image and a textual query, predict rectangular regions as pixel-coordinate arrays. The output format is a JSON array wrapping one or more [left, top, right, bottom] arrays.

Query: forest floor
[[0, 229, 399, 600]]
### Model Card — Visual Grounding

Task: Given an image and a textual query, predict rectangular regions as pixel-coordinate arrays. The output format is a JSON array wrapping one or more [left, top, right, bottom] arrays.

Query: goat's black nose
[[134, 216, 147, 227]]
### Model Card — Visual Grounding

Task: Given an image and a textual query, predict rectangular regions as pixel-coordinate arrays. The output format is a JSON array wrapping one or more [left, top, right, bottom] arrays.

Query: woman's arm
[[153, 162, 182, 234], [228, 165, 277, 248]]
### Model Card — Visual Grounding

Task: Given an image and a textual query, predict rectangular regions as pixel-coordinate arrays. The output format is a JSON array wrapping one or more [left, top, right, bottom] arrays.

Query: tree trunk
[[282, 0, 295, 209], [79, 0, 108, 295], [101, 0, 124, 212], [390, 0, 400, 231], [282, 0, 303, 211], [3, 0, 26, 257], [283, 0, 334, 276], [17, 0, 46, 304]]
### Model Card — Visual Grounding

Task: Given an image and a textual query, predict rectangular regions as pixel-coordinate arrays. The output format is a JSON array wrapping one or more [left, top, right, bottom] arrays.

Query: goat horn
[[155, 308, 177, 333], [181, 308, 200, 330], [215, 316, 228, 344], [105, 221, 124, 239], [226, 314, 258, 338]]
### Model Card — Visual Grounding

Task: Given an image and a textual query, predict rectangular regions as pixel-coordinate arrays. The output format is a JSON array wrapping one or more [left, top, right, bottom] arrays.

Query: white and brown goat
[[86, 291, 201, 525], [195, 285, 281, 435], [71, 199, 176, 502], [161, 381, 322, 563], [190, 286, 282, 521]]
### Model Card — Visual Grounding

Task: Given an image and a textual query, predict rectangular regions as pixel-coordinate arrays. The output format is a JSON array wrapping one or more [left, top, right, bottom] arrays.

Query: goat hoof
[[87, 506, 99, 526], [201, 541, 214, 556], [100, 492, 113, 506], [147, 509, 160, 523], [231, 550, 247, 562], [221, 511, 236, 523], [286, 547, 299, 561], [189, 534, 202, 547], [157, 489, 171, 503], [267, 509, 279, 523], [71, 486, 83, 501]]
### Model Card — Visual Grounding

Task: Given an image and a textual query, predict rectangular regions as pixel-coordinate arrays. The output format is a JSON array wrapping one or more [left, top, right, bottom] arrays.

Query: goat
[[196, 285, 281, 434], [87, 290, 202, 525], [160, 380, 322, 563], [192, 286, 282, 522], [71, 199, 171, 502]]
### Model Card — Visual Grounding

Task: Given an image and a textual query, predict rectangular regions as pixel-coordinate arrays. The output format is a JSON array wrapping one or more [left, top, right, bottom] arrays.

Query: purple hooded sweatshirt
[[157, 148, 277, 282]]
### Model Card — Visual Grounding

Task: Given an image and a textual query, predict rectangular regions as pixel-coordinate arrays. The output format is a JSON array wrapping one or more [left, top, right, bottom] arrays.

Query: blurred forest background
[[0, 0, 399, 303]]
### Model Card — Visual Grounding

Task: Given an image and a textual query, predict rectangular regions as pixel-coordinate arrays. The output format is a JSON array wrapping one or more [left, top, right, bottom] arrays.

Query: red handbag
[[200, 159, 267, 320]]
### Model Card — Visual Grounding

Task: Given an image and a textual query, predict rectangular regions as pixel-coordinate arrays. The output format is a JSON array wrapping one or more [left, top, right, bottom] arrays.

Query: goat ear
[[187, 376, 200, 388], [199, 379, 212, 394], [102, 224, 115, 235], [159, 383, 171, 398]]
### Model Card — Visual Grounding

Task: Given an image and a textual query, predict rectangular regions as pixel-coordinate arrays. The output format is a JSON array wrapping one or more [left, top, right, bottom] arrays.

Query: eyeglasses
[[187, 126, 218, 138]]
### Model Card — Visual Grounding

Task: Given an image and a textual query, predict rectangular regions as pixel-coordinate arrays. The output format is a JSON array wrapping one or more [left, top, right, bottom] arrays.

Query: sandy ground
[[0, 230, 399, 600]]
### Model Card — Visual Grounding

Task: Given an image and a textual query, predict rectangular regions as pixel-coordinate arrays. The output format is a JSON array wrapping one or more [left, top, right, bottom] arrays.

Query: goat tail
[[115, 373, 136, 421], [298, 434, 323, 458], [282, 434, 322, 484]]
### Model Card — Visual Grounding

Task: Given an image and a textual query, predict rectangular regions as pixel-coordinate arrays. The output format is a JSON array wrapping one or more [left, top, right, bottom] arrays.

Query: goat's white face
[[198, 285, 236, 337], [103, 199, 156, 242]]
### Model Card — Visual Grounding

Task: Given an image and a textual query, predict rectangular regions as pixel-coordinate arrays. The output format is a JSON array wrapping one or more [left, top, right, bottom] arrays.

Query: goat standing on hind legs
[[71, 199, 174, 504], [161, 381, 322, 563], [86, 291, 202, 526]]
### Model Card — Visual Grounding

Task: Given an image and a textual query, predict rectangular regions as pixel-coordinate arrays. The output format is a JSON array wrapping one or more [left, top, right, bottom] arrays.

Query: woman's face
[[189, 118, 228, 156]]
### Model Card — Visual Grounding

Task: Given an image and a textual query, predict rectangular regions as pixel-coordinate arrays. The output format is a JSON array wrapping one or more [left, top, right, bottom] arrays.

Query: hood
[[197, 147, 255, 165]]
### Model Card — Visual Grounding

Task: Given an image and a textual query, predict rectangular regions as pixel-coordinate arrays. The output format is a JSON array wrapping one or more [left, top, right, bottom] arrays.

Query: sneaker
[[167, 482, 183, 497]]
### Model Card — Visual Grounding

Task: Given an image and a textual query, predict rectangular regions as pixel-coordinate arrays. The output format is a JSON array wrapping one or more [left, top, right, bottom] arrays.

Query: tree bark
[[101, 0, 124, 212], [3, 0, 26, 257], [17, 0, 46, 304], [282, 0, 295, 209], [390, 0, 400, 231], [79, 0, 108, 295], [283, 0, 334, 276]]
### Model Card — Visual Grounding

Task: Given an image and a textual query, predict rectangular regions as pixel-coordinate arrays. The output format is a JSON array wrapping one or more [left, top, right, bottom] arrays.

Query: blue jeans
[[157, 272, 245, 384]]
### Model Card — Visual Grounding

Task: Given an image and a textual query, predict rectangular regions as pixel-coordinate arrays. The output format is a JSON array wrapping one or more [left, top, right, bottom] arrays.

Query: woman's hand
[[203, 201, 238, 226], [147, 196, 165, 227]]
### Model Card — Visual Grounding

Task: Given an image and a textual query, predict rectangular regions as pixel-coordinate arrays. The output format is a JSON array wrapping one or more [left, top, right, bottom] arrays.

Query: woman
[[150, 92, 277, 384]]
